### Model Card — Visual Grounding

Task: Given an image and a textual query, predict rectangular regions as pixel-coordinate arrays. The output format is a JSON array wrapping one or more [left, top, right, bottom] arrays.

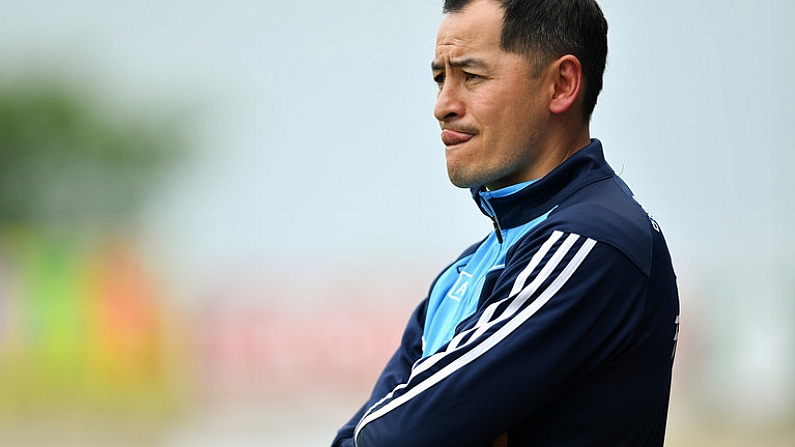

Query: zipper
[[478, 191, 504, 244]]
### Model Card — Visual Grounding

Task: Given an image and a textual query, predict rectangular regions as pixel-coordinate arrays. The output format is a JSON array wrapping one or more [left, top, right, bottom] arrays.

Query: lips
[[441, 129, 475, 146]]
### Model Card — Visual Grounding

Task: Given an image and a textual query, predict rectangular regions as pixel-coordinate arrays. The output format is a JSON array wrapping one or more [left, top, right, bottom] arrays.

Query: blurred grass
[[666, 420, 795, 447]]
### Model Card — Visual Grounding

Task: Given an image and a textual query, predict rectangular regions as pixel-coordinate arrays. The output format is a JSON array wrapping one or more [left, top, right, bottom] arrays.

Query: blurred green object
[[0, 79, 191, 422], [0, 80, 184, 225]]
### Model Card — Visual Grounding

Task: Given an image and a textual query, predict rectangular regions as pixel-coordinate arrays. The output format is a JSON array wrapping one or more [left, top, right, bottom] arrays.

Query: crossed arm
[[331, 231, 649, 447]]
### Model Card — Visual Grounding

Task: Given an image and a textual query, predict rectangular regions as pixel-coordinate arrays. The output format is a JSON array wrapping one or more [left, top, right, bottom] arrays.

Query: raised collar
[[471, 139, 615, 236]]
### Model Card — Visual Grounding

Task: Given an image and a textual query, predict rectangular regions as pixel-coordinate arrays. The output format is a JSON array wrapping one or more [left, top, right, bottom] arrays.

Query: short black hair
[[443, 0, 608, 120]]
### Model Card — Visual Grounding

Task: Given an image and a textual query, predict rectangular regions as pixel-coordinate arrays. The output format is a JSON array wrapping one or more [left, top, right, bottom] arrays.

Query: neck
[[534, 122, 591, 180], [482, 120, 592, 191], [559, 125, 591, 166]]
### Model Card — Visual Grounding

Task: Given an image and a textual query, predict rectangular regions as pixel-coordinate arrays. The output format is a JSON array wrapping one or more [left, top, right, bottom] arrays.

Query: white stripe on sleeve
[[354, 234, 597, 444]]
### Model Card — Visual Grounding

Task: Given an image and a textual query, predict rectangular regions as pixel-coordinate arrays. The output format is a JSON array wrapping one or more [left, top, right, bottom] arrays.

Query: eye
[[463, 71, 481, 81], [433, 73, 446, 87]]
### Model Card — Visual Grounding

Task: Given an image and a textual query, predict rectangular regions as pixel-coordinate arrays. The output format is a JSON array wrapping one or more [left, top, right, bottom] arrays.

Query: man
[[331, 0, 679, 446]]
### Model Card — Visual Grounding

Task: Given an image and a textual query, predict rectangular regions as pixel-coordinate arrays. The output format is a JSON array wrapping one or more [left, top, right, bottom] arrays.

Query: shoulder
[[532, 175, 658, 277]]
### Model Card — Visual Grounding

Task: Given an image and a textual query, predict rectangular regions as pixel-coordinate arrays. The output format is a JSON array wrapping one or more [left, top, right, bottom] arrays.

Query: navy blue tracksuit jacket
[[332, 140, 680, 447]]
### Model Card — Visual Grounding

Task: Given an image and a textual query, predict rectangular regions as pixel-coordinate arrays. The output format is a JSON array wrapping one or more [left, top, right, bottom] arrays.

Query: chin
[[449, 179, 475, 189], [447, 171, 481, 189]]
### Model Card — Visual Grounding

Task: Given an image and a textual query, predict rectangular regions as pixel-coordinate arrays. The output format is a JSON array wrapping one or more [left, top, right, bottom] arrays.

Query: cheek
[[494, 107, 531, 140], [508, 99, 543, 133]]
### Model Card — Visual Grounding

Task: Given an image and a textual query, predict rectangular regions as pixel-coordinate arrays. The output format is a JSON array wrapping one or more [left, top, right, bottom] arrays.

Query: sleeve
[[330, 298, 427, 447], [352, 229, 649, 447]]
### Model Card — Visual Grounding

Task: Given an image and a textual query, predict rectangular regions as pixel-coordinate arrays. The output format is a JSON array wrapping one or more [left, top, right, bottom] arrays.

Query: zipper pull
[[477, 188, 505, 244], [492, 217, 504, 244]]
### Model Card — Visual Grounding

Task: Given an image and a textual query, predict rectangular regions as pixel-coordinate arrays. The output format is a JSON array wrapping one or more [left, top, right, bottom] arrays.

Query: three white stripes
[[354, 231, 596, 445]]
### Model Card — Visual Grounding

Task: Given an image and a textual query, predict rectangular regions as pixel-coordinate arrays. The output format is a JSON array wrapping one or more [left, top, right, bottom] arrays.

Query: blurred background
[[0, 0, 793, 445]]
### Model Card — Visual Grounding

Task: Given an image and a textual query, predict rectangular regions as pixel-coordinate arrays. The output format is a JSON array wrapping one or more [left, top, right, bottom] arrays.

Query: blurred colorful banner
[[0, 228, 186, 415]]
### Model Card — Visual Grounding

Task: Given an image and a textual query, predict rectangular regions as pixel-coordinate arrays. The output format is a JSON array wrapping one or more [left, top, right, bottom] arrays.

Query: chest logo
[[447, 272, 473, 302]]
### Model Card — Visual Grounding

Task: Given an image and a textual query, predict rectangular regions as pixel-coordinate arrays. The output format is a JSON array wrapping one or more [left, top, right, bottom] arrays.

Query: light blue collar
[[482, 179, 537, 198]]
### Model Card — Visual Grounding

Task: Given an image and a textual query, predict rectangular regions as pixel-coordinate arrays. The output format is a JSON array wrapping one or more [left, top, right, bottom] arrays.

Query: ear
[[548, 55, 583, 115]]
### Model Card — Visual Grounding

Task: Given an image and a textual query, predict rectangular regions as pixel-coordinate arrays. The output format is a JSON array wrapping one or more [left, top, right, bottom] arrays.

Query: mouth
[[441, 129, 476, 147]]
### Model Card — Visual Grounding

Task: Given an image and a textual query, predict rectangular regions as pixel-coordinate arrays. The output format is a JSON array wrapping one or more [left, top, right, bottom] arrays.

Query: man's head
[[433, 0, 608, 190], [443, 0, 608, 120]]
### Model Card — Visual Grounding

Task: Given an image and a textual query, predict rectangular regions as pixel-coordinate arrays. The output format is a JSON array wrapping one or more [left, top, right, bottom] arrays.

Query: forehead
[[435, 0, 505, 57]]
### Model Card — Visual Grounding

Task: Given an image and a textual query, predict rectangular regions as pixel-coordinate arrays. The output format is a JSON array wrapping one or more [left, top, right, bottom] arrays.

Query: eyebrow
[[431, 58, 487, 72]]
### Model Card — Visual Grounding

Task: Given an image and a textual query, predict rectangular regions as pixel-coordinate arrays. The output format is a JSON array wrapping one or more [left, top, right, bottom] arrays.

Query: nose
[[433, 80, 464, 123]]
